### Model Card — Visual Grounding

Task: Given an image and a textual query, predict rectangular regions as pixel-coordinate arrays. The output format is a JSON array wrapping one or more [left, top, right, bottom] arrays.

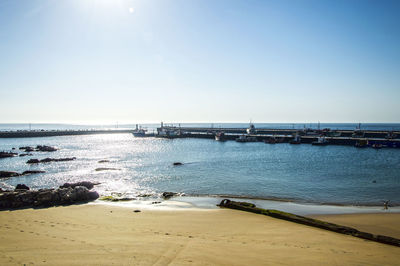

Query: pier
[[156, 126, 400, 148], [0, 129, 135, 138], [1, 126, 400, 148]]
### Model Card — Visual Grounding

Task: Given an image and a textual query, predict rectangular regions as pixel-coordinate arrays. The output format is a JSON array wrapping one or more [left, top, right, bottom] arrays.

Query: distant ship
[[132, 124, 147, 137]]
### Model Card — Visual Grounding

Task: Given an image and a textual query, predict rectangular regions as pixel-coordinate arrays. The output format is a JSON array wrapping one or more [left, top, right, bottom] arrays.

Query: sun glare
[[129, 7, 134, 13]]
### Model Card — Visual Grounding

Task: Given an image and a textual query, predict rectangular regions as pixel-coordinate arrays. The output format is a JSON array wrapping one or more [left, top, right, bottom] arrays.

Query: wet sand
[[0, 204, 399, 265]]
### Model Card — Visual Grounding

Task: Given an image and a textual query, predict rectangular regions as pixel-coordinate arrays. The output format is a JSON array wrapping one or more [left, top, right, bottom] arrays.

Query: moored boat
[[215, 132, 226, 141], [289, 134, 301, 144], [132, 124, 147, 137], [354, 139, 368, 148], [264, 137, 276, 144], [312, 136, 329, 146], [372, 143, 383, 149], [236, 135, 257, 143]]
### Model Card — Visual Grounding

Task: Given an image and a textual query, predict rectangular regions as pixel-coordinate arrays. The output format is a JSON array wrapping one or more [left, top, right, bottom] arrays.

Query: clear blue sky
[[0, 0, 399, 124]]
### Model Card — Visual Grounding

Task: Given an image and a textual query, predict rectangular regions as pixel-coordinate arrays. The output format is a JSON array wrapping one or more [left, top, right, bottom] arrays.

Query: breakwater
[[157, 126, 400, 147], [0, 129, 135, 138]]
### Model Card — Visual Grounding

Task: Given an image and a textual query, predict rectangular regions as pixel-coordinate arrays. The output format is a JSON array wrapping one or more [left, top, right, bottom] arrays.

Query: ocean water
[[1, 126, 400, 206]]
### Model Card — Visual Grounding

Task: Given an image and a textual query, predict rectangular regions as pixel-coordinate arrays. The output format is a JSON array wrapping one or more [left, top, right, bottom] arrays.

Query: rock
[[152, 201, 161, 204], [99, 196, 134, 202], [12, 147, 15, 150], [137, 194, 152, 197], [40, 158, 54, 163], [60, 181, 99, 190], [372, 180, 377, 183], [26, 159, 40, 164], [173, 162, 183, 166], [0, 151, 18, 158], [27, 157, 76, 164], [15, 184, 30, 190], [162, 192, 178, 199], [36, 145, 57, 152], [86, 191, 100, 200], [134, 210, 141, 213], [0, 171, 20, 178], [19, 153, 32, 157], [98, 160, 110, 163], [21, 170, 45, 175], [0, 184, 99, 209], [95, 167, 119, 171], [19, 146, 34, 152], [36, 190, 55, 206]]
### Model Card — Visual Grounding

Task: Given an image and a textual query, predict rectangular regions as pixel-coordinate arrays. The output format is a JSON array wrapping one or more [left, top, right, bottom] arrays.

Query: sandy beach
[[0, 204, 399, 265], [310, 213, 400, 239]]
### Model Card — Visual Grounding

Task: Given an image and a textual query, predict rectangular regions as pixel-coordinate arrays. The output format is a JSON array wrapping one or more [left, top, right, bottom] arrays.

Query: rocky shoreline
[[0, 182, 99, 210]]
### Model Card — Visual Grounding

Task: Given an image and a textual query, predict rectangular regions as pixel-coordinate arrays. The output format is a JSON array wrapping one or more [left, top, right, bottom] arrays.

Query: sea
[[1, 123, 400, 214]]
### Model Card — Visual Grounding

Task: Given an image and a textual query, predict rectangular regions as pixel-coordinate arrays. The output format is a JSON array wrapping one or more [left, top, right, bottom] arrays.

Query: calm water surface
[[1, 133, 399, 206]]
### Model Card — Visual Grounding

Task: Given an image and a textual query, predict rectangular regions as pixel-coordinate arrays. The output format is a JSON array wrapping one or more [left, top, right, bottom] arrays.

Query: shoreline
[[1, 203, 399, 265], [93, 195, 400, 216]]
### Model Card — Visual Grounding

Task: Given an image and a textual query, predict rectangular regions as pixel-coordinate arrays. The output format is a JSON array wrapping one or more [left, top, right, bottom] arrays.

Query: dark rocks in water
[[19, 146, 35, 152], [162, 192, 178, 199], [40, 158, 54, 163], [36, 145, 57, 152], [42, 157, 76, 163], [19, 145, 57, 152], [137, 194, 152, 197], [27, 157, 76, 164], [19, 153, 33, 157], [98, 160, 110, 163], [21, 170, 46, 175], [173, 162, 183, 166], [95, 167, 119, 171], [26, 159, 40, 164], [152, 201, 161, 204], [0, 185, 99, 209], [12, 147, 16, 150], [0, 171, 20, 178], [0, 151, 18, 158], [15, 184, 30, 190], [0, 170, 46, 178], [60, 181, 99, 190]]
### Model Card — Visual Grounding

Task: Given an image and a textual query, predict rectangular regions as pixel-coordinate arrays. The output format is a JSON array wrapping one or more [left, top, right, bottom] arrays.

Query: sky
[[0, 0, 399, 124]]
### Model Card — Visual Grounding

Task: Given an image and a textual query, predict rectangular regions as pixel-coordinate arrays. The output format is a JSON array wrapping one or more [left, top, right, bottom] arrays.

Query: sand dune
[[0, 204, 399, 265]]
